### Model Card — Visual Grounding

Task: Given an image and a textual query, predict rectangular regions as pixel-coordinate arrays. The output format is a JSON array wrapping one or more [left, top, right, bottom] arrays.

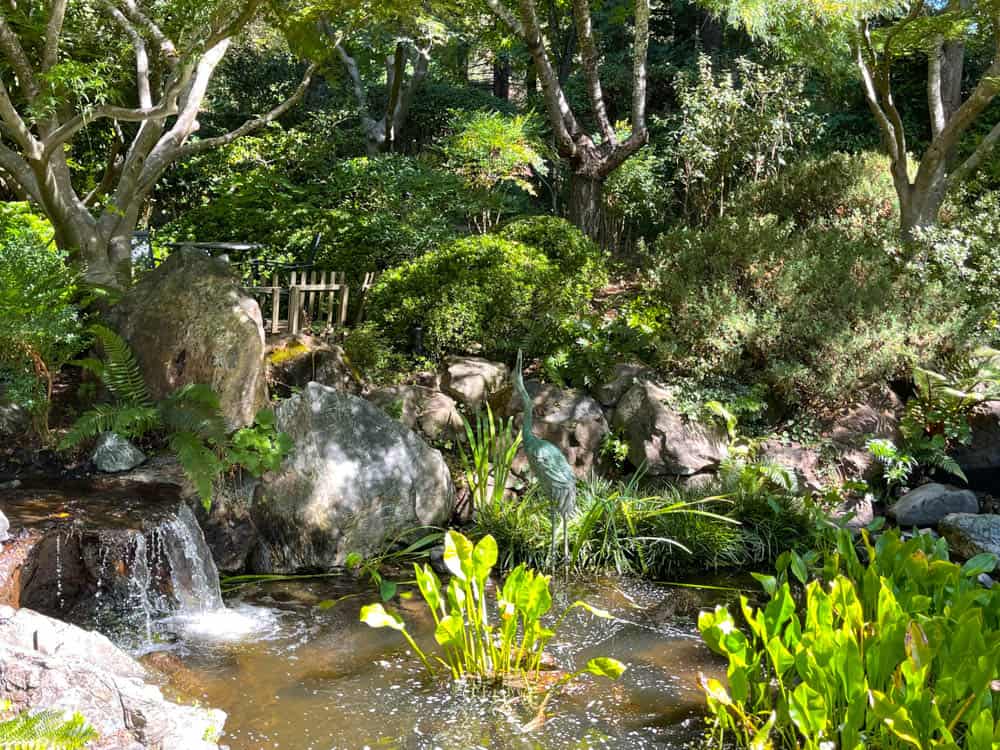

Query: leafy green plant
[[344, 527, 444, 603], [228, 408, 293, 477], [698, 527, 1000, 749], [867, 437, 919, 490], [0, 230, 88, 436], [0, 700, 96, 749], [360, 530, 626, 696], [61, 325, 229, 508], [458, 404, 522, 514]]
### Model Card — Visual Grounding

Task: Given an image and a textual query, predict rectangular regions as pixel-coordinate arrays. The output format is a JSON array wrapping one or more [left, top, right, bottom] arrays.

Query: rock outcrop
[[368, 384, 464, 442], [267, 335, 363, 397], [0, 605, 226, 750], [253, 383, 454, 572], [111, 247, 267, 429], [441, 356, 509, 411], [939, 513, 1000, 558], [611, 380, 727, 476]]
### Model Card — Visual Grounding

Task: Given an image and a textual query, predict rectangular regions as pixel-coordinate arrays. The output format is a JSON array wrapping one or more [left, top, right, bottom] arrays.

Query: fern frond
[[0, 708, 97, 749], [159, 389, 228, 444], [69, 357, 107, 382], [110, 405, 160, 439], [87, 324, 151, 406], [170, 430, 224, 511], [59, 405, 121, 449]]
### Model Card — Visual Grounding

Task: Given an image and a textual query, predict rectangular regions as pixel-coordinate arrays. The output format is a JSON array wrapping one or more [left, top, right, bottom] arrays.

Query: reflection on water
[[146, 575, 738, 749]]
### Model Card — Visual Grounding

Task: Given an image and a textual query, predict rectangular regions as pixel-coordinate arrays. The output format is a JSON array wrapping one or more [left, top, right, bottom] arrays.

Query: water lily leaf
[[360, 603, 405, 631], [434, 614, 464, 648], [585, 657, 626, 680], [788, 682, 827, 739], [414, 563, 443, 615], [444, 530, 474, 581], [698, 674, 733, 706], [962, 553, 998, 578], [379, 578, 398, 602], [472, 535, 498, 581]]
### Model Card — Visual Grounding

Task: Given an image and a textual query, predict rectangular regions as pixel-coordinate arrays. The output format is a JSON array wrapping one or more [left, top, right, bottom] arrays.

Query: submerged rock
[[889, 483, 979, 528], [253, 383, 454, 572], [611, 380, 727, 476], [0, 605, 226, 750], [111, 247, 267, 430], [90, 432, 147, 473], [939, 513, 1000, 558]]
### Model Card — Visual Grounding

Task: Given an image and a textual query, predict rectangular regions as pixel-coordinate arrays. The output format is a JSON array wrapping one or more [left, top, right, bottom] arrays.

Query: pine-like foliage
[[61, 324, 229, 509], [0, 704, 96, 749]]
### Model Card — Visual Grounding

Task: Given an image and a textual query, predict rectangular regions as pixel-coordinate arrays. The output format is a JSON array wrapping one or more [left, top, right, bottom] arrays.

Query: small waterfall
[[157, 503, 224, 612]]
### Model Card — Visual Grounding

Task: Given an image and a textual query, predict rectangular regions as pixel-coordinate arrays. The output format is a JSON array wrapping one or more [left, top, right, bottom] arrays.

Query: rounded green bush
[[367, 233, 599, 359]]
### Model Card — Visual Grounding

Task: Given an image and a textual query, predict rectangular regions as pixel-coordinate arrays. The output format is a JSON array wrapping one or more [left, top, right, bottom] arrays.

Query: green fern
[[170, 430, 225, 509], [82, 324, 151, 406], [0, 704, 96, 749]]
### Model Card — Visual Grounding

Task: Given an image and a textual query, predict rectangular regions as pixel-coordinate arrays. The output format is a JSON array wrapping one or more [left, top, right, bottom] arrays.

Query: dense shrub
[[648, 151, 985, 407], [0, 230, 87, 430], [158, 135, 488, 274], [367, 232, 600, 359]]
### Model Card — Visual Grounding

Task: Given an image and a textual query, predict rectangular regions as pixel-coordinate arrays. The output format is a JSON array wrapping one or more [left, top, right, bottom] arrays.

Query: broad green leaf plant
[[360, 530, 626, 696], [698, 527, 1000, 749]]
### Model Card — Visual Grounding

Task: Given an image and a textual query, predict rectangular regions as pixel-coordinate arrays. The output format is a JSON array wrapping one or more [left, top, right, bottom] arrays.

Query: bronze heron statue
[[514, 349, 577, 569]]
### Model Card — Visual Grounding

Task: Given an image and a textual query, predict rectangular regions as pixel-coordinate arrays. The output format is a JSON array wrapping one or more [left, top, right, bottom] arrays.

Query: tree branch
[[573, 0, 614, 144], [630, 0, 650, 143], [119, 0, 178, 68], [0, 78, 39, 154], [172, 63, 317, 160], [949, 118, 1000, 186], [41, 0, 68, 73], [0, 140, 39, 203], [0, 13, 38, 99], [101, 1, 152, 107], [40, 100, 179, 161]]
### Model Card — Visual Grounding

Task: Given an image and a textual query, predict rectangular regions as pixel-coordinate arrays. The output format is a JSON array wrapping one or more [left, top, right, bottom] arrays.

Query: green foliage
[[367, 232, 601, 359], [649, 151, 984, 407], [459, 404, 522, 513], [667, 54, 817, 225], [441, 111, 548, 232], [62, 326, 288, 509], [160, 140, 482, 275], [228, 409, 294, 477], [340, 323, 412, 385], [474, 471, 819, 577], [0, 700, 96, 749], [344, 527, 445, 603], [0, 229, 87, 430], [361, 530, 626, 695], [699, 527, 1000, 749]]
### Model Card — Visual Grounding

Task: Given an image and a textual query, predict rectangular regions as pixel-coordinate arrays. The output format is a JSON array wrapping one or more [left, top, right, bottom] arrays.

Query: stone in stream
[[90, 432, 147, 473], [939, 513, 1000, 558], [110, 246, 267, 430], [0, 605, 226, 750], [252, 382, 454, 572], [889, 483, 979, 528]]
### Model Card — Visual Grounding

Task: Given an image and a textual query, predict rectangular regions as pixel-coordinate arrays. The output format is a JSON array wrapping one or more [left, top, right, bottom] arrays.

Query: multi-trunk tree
[[485, 0, 651, 244], [708, 0, 1000, 239], [0, 0, 315, 288]]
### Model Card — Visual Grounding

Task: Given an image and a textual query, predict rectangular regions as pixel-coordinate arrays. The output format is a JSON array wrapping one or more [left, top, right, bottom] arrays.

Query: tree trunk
[[899, 179, 948, 240], [493, 54, 511, 100], [567, 172, 606, 245]]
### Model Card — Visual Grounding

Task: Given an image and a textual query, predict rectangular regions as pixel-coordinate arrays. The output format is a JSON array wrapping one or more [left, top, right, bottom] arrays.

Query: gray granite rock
[[91, 432, 147, 473], [889, 483, 978, 527]]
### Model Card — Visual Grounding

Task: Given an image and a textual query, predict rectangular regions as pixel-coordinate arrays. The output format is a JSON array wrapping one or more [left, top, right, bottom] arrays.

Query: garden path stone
[[889, 483, 978, 528], [253, 383, 454, 572], [90, 432, 147, 473], [939, 513, 1000, 558], [110, 247, 267, 430]]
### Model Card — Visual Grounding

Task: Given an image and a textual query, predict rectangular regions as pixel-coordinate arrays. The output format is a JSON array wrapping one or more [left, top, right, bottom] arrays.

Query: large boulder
[[368, 385, 464, 442], [252, 383, 455, 572], [441, 356, 509, 411], [267, 335, 363, 398], [111, 247, 267, 429], [939, 513, 1000, 558], [611, 380, 727, 476], [889, 483, 979, 528], [829, 387, 904, 479], [0, 606, 226, 750], [758, 440, 827, 493], [595, 363, 653, 408], [497, 380, 609, 478], [952, 402, 1000, 490]]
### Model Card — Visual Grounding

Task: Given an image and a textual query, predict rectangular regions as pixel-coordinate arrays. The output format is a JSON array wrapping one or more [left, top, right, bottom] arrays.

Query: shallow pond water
[[145, 574, 745, 750]]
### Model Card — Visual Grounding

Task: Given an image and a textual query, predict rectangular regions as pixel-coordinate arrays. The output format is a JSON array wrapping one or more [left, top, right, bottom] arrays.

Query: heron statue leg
[[549, 504, 558, 567], [562, 511, 570, 575]]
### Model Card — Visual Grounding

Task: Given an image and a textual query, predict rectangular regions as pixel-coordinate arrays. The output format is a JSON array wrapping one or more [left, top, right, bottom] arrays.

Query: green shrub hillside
[[367, 225, 606, 359], [160, 137, 489, 275], [648, 151, 989, 407]]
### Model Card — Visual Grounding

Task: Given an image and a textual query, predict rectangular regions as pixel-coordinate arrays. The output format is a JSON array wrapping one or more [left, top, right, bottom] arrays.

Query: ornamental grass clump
[[360, 530, 625, 693]]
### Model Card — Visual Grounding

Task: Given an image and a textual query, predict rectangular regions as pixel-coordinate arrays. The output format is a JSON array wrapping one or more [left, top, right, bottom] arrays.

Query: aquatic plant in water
[[360, 530, 626, 695]]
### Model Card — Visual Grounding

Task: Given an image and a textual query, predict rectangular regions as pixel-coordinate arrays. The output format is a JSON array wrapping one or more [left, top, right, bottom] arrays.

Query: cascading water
[[156, 503, 224, 613]]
